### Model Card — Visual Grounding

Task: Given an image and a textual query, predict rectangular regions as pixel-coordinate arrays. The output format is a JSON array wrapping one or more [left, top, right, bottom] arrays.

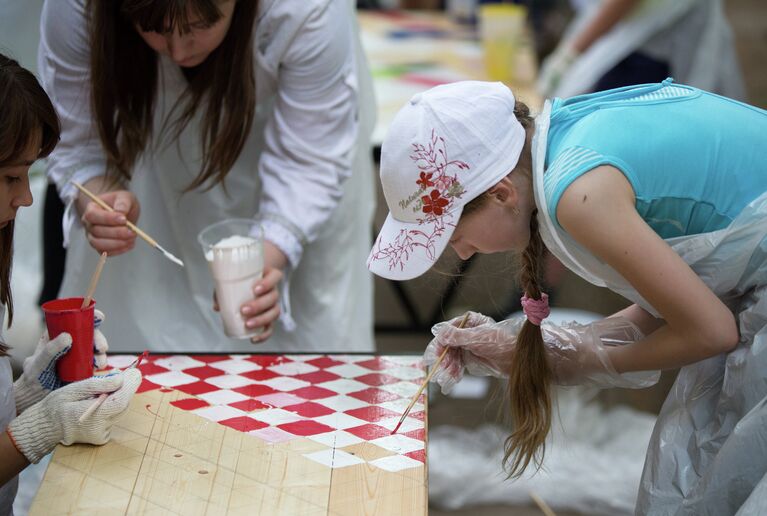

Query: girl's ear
[[487, 176, 516, 205]]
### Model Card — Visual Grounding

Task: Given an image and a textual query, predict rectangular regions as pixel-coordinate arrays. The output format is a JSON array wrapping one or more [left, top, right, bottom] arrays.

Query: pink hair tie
[[521, 293, 550, 326]]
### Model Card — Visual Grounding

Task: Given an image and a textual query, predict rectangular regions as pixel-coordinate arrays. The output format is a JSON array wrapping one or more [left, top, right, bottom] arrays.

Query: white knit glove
[[7, 369, 141, 463], [537, 44, 579, 97], [13, 310, 110, 414]]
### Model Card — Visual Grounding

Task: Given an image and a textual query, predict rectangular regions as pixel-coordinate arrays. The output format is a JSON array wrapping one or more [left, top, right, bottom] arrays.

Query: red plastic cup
[[41, 297, 95, 383]]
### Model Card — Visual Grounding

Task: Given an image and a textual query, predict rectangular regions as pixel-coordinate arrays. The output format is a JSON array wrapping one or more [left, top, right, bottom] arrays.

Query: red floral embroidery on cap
[[369, 130, 470, 273], [416, 172, 435, 188], [421, 190, 449, 216]]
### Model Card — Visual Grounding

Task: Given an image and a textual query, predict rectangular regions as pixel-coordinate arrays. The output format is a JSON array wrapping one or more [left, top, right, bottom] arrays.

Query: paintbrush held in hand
[[391, 312, 471, 434], [71, 181, 184, 267]]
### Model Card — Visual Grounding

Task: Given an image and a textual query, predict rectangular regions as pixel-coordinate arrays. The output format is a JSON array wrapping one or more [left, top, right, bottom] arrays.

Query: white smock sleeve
[[257, 1, 359, 269], [38, 0, 110, 247]]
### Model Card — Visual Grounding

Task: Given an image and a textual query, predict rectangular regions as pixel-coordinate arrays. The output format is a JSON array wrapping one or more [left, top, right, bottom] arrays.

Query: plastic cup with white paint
[[198, 219, 264, 339]]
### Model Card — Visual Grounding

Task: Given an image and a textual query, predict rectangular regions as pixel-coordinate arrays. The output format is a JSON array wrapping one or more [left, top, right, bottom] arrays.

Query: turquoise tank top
[[543, 80, 767, 239]]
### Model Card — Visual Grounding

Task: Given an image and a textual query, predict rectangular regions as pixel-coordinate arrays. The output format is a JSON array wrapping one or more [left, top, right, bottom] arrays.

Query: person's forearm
[[608, 304, 665, 336], [608, 323, 731, 373], [571, 0, 642, 53], [0, 430, 30, 486], [263, 240, 289, 271]]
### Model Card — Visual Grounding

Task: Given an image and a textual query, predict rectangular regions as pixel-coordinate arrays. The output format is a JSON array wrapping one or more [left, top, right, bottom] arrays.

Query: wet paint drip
[[145, 404, 162, 418]]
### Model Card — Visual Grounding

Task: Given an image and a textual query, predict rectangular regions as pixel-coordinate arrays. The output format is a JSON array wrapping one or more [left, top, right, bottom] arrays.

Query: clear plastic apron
[[533, 98, 767, 515]]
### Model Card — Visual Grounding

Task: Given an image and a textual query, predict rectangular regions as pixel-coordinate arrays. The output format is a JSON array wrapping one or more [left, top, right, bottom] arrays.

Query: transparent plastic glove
[[543, 317, 660, 389], [537, 44, 579, 97], [7, 369, 141, 463], [424, 312, 526, 394], [13, 309, 110, 413]]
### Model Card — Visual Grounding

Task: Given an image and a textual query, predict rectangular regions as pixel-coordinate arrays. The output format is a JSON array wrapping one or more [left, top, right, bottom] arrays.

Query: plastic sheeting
[[429, 387, 656, 515]]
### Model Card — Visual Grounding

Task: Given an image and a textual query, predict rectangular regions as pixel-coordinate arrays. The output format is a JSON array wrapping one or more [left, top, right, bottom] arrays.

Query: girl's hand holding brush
[[75, 177, 140, 256]]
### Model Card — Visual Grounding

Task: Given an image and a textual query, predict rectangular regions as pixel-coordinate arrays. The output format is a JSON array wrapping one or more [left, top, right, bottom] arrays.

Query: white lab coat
[[39, 0, 376, 352], [533, 95, 767, 514], [555, 0, 745, 99]]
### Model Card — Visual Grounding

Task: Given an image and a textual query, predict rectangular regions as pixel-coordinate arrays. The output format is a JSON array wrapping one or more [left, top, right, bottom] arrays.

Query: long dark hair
[[463, 101, 552, 477], [88, 0, 258, 191], [0, 54, 61, 350]]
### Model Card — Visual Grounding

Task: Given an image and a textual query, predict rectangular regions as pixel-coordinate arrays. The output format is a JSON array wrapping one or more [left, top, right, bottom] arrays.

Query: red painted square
[[355, 358, 390, 371], [229, 399, 271, 412], [137, 362, 170, 376], [345, 424, 391, 440], [305, 356, 345, 369], [403, 428, 425, 442], [409, 411, 426, 421], [188, 355, 230, 363], [344, 406, 400, 423], [170, 398, 209, 411], [354, 373, 400, 387], [137, 379, 161, 393], [288, 385, 337, 400], [347, 388, 401, 404], [293, 370, 341, 385], [277, 420, 335, 437], [245, 355, 290, 367], [174, 380, 219, 396], [219, 416, 268, 432], [405, 449, 426, 463], [184, 365, 226, 380], [240, 369, 280, 382], [282, 402, 335, 418], [232, 384, 277, 398]]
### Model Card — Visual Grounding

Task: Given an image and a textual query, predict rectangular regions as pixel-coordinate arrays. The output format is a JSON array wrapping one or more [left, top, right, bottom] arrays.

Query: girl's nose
[[451, 241, 475, 261], [165, 33, 190, 63]]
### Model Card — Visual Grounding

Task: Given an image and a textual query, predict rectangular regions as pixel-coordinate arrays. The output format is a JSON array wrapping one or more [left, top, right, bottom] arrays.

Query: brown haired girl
[[0, 53, 140, 512], [39, 0, 375, 352], [368, 80, 767, 514]]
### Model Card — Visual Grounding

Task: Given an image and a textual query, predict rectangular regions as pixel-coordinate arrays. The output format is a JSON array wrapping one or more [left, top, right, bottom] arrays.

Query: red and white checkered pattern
[[108, 354, 427, 472]]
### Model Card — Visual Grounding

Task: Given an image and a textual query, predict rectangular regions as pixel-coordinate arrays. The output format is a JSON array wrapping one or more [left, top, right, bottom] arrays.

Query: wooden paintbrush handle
[[72, 181, 158, 248]]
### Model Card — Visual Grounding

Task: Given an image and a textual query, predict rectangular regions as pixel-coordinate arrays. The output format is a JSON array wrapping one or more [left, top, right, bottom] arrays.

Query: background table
[[31, 353, 427, 515]]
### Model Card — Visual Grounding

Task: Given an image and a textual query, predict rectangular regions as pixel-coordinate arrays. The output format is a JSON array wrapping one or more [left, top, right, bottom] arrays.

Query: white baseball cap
[[367, 81, 527, 280]]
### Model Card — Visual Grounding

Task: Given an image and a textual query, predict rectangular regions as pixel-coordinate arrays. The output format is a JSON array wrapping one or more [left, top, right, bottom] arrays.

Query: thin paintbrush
[[78, 351, 149, 423], [71, 181, 184, 267], [391, 313, 471, 434]]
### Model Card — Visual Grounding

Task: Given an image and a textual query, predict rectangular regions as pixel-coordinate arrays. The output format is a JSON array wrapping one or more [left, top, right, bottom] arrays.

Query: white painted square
[[382, 366, 423, 381], [315, 378, 369, 395], [332, 354, 375, 363], [267, 361, 319, 376], [308, 430, 363, 448], [284, 354, 323, 362], [313, 413, 369, 430], [227, 354, 250, 360], [258, 377, 311, 392], [154, 356, 206, 371], [370, 454, 423, 472], [379, 381, 421, 398], [377, 416, 423, 434], [248, 426, 297, 444], [378, 399, 424, 414], [304, 449, 364, 468], [369, 434, 424, 454], [209, 359, 262, 374], [193, 405, 247, 422], [255, 393, 305, 408], [144, 371, 198, 387], [380, 356, 422, 367], [197, 389, 250, 405], [107, 355, 139, 369], [325, 364, 372, 378], [249, 408, 304, 425], [314, 395, 369, 412], [204, 374, 254, 390]]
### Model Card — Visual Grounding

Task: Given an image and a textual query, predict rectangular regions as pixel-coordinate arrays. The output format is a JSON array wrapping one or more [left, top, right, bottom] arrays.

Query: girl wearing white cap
[[0, 54, 141, 512], [39, 0, 375, 353], [368, 80, 767, 514]]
